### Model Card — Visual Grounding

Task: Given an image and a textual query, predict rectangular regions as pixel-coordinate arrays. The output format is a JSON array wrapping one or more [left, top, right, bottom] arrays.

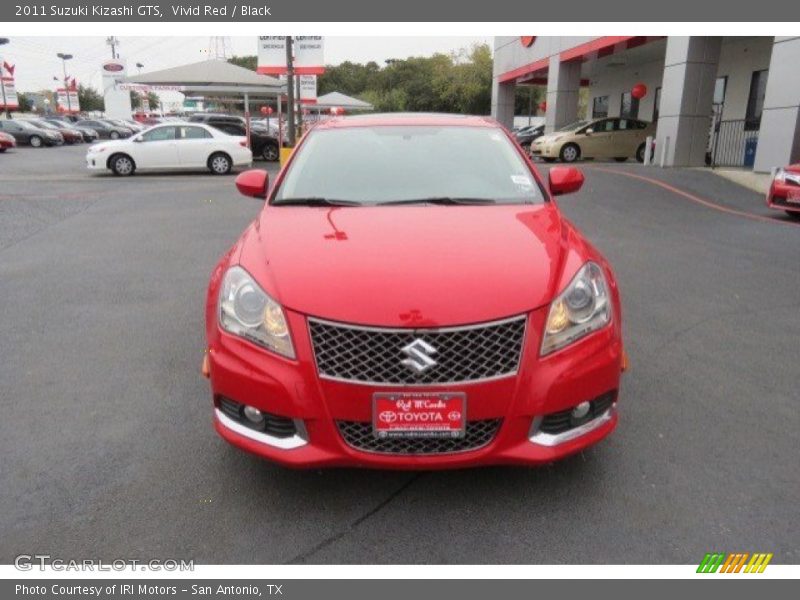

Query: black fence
[[708, 118, 760, 168]]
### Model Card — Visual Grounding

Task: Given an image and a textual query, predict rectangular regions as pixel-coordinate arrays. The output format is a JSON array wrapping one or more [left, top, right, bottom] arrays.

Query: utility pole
[[285, 36, 295, 147], [0, 37, 10, 118], [295, 74, 302, 137], [106, 36, 119, 60], [57, 52, 73, 114]]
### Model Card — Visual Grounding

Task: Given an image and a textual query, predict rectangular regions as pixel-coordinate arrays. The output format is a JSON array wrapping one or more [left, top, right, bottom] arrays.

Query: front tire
[[109, 154, 135, 176], [262, 143, 279, 162], [29, 135, 43, 148], [786, 210, 800, 220], [636, 143, 646, 163], [560, 143, 580, 163], [109, 131, 120, 140], [208, 152, 232, 175]]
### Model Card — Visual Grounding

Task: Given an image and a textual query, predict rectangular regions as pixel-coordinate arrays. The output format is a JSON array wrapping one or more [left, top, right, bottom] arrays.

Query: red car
[[766, 164, 800, 218], [0, 130, 15, 152], [204, 114, 625, 469]]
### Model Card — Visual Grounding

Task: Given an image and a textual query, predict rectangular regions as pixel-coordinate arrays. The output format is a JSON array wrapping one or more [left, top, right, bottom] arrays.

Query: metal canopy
[[314, 91, 373, 110], [123, 59, 285, 97]]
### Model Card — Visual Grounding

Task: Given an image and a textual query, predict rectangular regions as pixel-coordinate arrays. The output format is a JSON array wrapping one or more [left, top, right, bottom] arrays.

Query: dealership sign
[[299, 75, 317, 104], [0, 56, 19, 109], [257, 36, 325, 75], [55, 88, 80, 113]]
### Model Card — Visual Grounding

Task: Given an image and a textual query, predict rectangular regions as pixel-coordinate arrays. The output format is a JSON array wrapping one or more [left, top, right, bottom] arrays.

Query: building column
[[491, 78, 515, 129], [754, 37, 800, 173], [655, 36, 721, 167], [545, 56, 581, 133]]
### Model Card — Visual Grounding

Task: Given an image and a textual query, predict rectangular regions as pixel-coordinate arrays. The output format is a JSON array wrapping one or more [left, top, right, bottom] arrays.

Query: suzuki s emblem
[[400, 339, 437, 374]]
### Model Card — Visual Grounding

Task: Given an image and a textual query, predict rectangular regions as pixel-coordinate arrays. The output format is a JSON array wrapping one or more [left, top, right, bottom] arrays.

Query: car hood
[[240, 203, 568, 327]]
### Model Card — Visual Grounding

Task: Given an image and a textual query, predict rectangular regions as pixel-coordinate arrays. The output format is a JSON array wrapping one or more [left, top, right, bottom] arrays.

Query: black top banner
[[2, 0, 798, 21]]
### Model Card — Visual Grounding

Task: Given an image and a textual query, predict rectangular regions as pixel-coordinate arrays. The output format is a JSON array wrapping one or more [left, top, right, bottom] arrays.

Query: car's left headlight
[[218, 266, 295, 359], [541, 262, 612, 356]]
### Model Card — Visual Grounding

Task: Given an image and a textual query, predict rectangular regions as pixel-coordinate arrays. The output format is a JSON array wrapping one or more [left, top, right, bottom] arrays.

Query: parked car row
[[0, 115, 149, 148]]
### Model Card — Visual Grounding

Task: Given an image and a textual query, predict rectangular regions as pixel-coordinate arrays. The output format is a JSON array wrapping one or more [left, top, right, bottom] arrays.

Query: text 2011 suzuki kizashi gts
[[204, 113, 625, 469]]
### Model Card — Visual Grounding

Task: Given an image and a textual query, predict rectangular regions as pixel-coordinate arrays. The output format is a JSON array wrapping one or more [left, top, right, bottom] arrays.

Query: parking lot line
[[588, 166, 800, 228]]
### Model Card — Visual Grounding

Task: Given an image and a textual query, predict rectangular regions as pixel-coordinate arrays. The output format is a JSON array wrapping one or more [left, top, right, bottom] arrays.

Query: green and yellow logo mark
[[697, 552, 773, 573]]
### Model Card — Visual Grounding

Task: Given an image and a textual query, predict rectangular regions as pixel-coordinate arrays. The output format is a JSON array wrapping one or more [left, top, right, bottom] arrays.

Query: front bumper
[[206, 305, 624, 469], [530, 141, 560, 158], [767, 180, 800, 213], [85, 155, 108, 171]]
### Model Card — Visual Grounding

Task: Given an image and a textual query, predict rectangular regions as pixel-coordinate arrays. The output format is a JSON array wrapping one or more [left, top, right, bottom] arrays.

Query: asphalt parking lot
[[1, 144, 798, 564]]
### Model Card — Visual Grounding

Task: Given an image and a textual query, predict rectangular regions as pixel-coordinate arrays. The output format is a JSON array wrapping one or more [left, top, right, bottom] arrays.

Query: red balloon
[[632, 83, 647, 100]]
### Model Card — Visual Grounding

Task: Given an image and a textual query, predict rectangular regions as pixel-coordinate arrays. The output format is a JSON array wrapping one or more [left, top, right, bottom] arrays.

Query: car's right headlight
[[218, 266, 295, 359], [541, 262, 612, 356]]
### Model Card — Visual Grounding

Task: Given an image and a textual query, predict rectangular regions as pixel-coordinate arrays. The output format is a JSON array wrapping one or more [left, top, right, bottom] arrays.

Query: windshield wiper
[[272, 197, 362, 207], [378, 197, 497, 206]]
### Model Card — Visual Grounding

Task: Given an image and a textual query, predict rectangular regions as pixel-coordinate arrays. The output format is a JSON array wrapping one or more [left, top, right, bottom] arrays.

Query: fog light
[[243, 405, 265, 426], [571, 401, 591, 420]]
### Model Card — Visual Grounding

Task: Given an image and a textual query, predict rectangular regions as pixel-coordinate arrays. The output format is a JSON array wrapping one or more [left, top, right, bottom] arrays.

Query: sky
[[1, 36, 492, 95]]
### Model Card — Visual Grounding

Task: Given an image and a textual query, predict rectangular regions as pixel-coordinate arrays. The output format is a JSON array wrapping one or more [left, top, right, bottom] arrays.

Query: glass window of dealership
[[492, 37, 800, 171]]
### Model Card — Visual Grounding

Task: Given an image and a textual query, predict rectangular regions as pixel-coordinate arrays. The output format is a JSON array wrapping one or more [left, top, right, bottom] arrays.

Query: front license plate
[[373, 392, 466, 439], [786, 188, 800, 203]]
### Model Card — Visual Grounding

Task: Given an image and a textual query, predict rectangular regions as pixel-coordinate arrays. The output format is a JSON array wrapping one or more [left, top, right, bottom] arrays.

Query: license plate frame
[[786, 188, 800, 203], [372, 392, 467, 439]]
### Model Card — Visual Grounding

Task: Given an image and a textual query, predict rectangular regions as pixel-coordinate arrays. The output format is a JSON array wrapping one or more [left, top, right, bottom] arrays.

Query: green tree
[[16, 92, 33, 112], [78, 84, 104, 112], [227, 43, 496, 115]]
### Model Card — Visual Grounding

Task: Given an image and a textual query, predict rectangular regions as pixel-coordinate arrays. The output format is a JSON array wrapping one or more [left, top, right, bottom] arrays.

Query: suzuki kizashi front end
[[204, 114, 625, 468]]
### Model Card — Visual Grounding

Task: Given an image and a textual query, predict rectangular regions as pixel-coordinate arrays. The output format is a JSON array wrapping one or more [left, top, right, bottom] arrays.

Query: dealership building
[[492, 36, 800, 172]]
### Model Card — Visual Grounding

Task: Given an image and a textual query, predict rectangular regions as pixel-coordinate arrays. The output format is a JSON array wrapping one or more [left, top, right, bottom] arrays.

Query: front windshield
[[557, 120, 590, 132], [274, 125, 544, 205]]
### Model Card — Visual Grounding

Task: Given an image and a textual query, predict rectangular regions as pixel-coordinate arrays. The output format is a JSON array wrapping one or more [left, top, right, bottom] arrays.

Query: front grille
[[218, 397, 297, 438], [538, 391, 616, 435], [309, 316, 526, 385], [336, 419, 502, 455]]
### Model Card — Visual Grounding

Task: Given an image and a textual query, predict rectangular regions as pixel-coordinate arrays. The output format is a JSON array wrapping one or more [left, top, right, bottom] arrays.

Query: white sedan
[[86, 122, 253, 176]]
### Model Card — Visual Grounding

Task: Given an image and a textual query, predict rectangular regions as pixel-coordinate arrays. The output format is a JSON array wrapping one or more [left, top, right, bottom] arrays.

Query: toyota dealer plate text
[[372, 392, 467, 439]]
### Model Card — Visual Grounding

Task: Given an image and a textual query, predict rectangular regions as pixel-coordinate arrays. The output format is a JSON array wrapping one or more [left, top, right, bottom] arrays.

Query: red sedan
[[0, 130, 15, 152], [204, 114, 625, 469], [766, 164, 800, 218]]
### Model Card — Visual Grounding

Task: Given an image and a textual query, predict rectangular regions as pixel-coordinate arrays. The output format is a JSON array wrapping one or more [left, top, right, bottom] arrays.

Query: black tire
[[636, 143, 646, 163], [262, 143, 279, 162], [109, 131, 120, 140], [0, 148, 6, 153], [29, 135, 43, 148], [786, 210, 800, 220], [560, 143, 580, 163], [614, 157, 628, 162], [208, 152, 232, 175], [109, 153, 135, 176]]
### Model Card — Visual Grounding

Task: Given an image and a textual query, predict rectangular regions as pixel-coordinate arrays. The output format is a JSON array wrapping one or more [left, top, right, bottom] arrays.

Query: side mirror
[[235, 169, 269, 200], [585, 128, 594, 135], [133, 136, 143, 143], [549, 166, 585, 196]]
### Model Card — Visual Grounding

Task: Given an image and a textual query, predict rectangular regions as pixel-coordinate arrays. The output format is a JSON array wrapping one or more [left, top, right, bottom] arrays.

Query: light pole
[[0, 37, 10, 118], [56, 52, 73, 114]]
